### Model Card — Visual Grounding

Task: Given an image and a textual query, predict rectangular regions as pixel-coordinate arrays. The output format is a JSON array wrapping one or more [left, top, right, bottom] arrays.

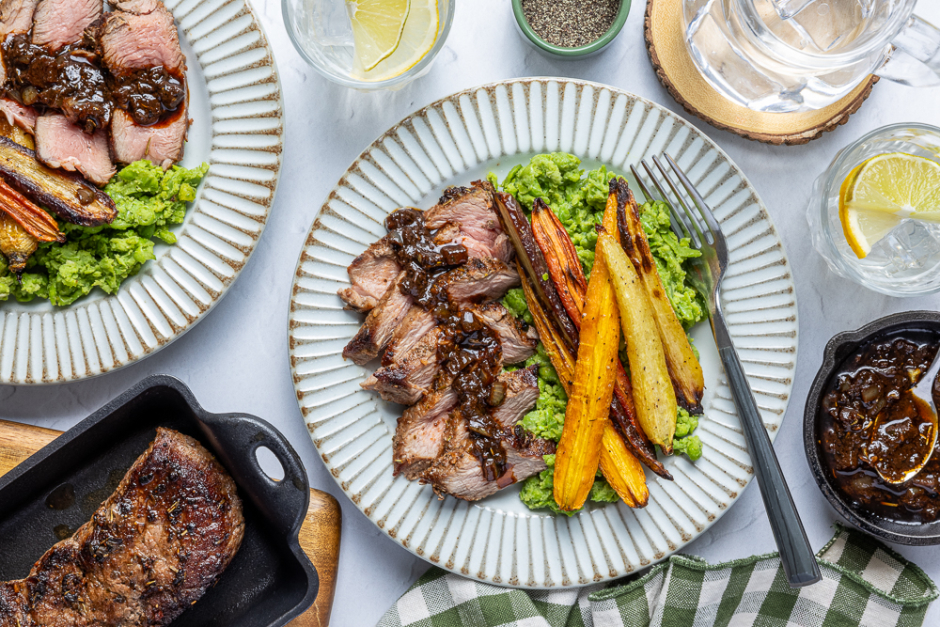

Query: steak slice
[[0, 428, 244, 627], [31, 0, 101, 50], [338, 234, 401, 313], [425, 182, 504, 250], [364, 302, 535, 405], [0, 0, 38, 37], [0, 98, 37, 135], [432, 220, 513, 264], [424, 408, 553, 502], [439, 257, 519, 303], [342, 271, 412, 365], [381, 306, 435, 366], [491, 366, 541, 430], [470, 302, 537, 364], [111, 102, 188, 169], [35, 113, 115, 185], [361, 326, 441, 405], [393, 384, 457, 480], [113, 0, 160, 13], [100, 1, 185, 75]]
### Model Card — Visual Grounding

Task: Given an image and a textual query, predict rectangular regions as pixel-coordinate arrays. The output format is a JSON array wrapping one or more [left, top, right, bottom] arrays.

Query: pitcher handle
[[880, 14, 940, 87]]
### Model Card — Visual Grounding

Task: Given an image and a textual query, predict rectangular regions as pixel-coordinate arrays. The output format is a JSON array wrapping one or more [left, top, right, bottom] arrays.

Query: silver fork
[[630, 155, 821, 588]]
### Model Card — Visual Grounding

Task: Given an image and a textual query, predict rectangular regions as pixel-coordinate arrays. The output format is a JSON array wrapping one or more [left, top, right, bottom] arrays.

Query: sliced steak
[[491, 366, 540, 430], [426, 182, 511, 262], [31, 0, 101, 50], [470, 302, 537, 364], [364, 303, 535, 405], [0, 98, 37, 135], [381, 306, 434, 366], [35, 113, 114, 185], [424, 411, 553, 502], [338, 234, 401, 312], [100, 1, 185, 75], [392, 384, 457, 480], [361, 326, 441, 405], [439, 257, 519, 303], [0, 428, 244, 627], [111, 103, 188, 168], [113, 0, 160, 13], [342, 271, 412, 365], [432, 220, 513, 264], [0, 0, 38, 37]]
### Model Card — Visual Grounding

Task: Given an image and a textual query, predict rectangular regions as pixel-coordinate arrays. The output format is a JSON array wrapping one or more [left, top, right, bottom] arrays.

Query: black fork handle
[[714, 316, 821, 588]]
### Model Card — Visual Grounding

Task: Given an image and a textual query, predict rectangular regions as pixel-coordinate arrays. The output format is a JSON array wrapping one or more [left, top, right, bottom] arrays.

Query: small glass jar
[[807, 122, 940, 297]]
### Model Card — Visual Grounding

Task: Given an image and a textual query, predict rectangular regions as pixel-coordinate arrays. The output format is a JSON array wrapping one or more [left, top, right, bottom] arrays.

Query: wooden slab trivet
[[0, 419, 340, 627], [644, 0, 879, 145]]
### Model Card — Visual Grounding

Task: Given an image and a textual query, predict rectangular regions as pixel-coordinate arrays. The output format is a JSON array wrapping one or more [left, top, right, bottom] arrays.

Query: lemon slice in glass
[[353, 0, 438, 82], [347, 0, 411, 72], [839, 152, 940, 258]]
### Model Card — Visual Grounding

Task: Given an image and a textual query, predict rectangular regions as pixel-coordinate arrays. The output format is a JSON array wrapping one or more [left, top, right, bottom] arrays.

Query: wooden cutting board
[[0, 419, 340, 627]]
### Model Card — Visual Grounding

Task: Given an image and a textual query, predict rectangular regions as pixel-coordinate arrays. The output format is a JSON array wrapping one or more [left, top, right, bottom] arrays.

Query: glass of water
[[682, 0, 940, 112], [808, 123, 940, 297], [283, 0, 454, 90]]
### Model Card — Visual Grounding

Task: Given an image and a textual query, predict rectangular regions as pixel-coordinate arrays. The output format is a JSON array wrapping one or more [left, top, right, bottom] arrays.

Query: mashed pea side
[[491, 153, 707, 515], [0, 160, 208, 307]]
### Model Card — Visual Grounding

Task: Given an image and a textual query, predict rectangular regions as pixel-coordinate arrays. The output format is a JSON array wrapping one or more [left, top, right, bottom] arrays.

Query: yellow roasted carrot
[[599, 427, 648, 507], [618, 185, 704, 412], [598, 231, 677, 453], [552, 235, 621, 511], [520, 272, 648, 506]]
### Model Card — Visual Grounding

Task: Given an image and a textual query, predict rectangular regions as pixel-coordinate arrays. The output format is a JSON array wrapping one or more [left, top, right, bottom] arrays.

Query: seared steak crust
[[0, 428, 244, 627]]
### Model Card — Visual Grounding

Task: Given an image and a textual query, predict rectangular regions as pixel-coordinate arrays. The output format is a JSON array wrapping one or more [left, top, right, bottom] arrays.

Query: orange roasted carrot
[[552, 231, 621, 511], [520, 273, 647, 507]]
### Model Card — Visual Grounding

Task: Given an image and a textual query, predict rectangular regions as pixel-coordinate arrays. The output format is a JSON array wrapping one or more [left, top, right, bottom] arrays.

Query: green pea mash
[[0, 160, 208, 307], [490, 152, 707, 515]]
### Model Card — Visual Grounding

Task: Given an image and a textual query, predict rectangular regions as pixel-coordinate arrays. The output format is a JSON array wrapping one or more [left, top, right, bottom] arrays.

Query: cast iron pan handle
[[199, 413, 310, 537]]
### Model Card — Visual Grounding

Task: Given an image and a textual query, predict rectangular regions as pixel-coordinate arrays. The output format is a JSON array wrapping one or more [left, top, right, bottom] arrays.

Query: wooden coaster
[[644, 0, 879, 145]]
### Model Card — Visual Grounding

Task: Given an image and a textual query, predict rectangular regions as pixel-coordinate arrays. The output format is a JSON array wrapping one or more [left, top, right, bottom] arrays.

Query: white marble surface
[[3, 1, 940, 625]]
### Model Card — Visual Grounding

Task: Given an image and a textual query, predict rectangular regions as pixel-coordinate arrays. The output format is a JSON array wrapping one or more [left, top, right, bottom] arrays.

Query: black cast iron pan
[[0, 374, 318, 626]]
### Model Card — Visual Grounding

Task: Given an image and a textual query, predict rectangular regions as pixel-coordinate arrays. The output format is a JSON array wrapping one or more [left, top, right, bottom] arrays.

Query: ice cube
[[311, 0, 353, 47]]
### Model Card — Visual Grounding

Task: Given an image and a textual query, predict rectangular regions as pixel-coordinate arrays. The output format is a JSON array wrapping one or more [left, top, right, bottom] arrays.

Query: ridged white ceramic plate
[[289, 78, 798, 588], [0, 0, 282, 384]]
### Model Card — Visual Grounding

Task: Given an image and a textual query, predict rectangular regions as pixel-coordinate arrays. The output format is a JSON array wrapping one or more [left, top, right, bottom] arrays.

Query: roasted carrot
[[617, 184, 704, 412], [599, 230, 677, 453], [532, 193, 670, 479], [0, 179, 63, 243], [553, 228, 621, 511], [520, 272, 648, 506]]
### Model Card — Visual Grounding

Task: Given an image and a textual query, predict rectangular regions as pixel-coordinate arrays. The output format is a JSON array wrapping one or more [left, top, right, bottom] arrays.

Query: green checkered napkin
[[377, 525, 937, 627]]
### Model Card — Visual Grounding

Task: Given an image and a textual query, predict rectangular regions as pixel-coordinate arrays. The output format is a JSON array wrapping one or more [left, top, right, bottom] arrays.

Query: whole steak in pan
[[0, 428, 244, 627]]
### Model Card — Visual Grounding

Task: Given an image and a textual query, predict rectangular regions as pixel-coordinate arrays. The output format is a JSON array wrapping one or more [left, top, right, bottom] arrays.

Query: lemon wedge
[[839, 152, 940, 258], [347, 0, 411, 72], [352, 0, 438, 81]]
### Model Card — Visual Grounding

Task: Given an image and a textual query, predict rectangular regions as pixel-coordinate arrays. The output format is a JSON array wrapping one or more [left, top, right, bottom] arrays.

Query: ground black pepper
[[521, 0, 620, 48]]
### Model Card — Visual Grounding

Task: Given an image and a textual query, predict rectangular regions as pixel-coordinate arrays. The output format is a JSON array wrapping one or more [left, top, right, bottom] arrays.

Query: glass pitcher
[[682, 0, 940, 112]]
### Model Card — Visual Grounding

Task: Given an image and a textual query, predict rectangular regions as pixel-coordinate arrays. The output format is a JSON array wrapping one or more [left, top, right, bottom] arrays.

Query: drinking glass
[[682, 0, 940, 112], [283, 0, 454, 90], [807, 123, 940, 297]]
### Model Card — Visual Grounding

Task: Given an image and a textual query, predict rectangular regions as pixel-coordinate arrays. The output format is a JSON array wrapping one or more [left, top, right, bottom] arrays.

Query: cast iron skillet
[[0, 374, 318, 626], [804, 310, 940, 546]]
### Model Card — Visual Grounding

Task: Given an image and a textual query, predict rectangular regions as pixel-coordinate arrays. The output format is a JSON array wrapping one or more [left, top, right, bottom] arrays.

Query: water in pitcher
[[684, 0, 907, 111]]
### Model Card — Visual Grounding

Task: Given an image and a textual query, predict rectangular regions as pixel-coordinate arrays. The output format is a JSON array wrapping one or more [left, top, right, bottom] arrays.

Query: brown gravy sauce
[[819, 333, 940, 523], [384, 207, 510, 480], [1, 33, 185, 131]]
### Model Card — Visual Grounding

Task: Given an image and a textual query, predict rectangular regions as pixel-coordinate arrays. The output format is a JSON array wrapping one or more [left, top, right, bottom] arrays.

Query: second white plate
[[289, 78, 798, 588]]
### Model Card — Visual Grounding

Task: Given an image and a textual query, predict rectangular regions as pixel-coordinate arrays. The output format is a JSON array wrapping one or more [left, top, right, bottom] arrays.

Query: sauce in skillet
[[384, 207, 510, 481], [819, 333, 940, 522]]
